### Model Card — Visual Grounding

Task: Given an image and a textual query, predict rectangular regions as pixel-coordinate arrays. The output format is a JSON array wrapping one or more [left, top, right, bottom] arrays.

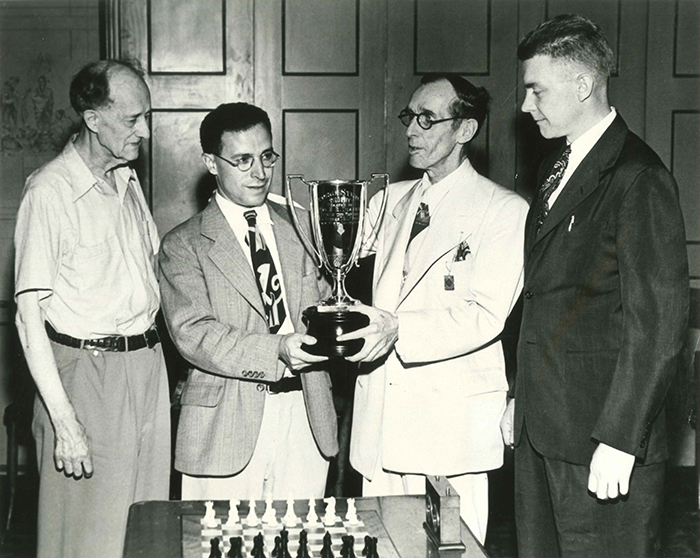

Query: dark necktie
[[243, 210, 287, 334], [535, 145, 571, 235], [408, 202, 430, 247]]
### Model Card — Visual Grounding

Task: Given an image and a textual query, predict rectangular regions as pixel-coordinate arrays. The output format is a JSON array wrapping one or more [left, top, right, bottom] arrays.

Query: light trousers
[[34, 342, 171, 558], [182, 389, 329, 501], [362, 461, 489, 545]]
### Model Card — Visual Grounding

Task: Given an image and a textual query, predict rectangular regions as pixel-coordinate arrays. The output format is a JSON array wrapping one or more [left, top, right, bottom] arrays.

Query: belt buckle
[[146, 328, 159, 349]]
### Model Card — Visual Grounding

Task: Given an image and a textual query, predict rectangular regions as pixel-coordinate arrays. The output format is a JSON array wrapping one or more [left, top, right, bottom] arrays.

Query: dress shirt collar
[[421, 157, 476, 211], [568, 107, 617, 165], [215, 191, 273, 228], [65, 135, 134, 203]]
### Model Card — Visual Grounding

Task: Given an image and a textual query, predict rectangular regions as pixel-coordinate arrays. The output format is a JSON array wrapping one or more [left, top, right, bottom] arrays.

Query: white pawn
[[245, 500, 259, 527], [225, 499, 240, 529], [283, 497, 298, 527], [202, 500, 218, 528], [346, 498, 359, 525], [306, 498, 320, 525], [262, 495, 277, 525], [323, 496, 338, 526]]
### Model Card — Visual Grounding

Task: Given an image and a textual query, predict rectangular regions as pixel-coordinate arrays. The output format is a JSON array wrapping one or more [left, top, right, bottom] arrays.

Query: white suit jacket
[[350, 159, 528, 478]]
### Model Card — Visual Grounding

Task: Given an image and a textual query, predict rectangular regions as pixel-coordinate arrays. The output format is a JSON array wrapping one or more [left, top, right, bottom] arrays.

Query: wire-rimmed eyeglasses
[[213, 150, 280, 172], [398, 109, 462, 130]]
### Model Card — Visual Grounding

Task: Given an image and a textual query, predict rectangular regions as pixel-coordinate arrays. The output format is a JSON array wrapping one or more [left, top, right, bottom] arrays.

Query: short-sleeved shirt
[[14, 136, 160, 338]]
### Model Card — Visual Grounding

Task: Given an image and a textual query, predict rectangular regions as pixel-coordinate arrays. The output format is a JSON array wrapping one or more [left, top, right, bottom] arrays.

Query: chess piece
[[252, 532, 266, 558], [225, 499, 240, 529], [296, 530, 310, 558], [323, 497, 338, 526], [262, 496, 278, 525], [203, 501, 218, 528], [246, 501, 259, 526], [228, 537, 243, 558], [306, 498, 320, 525], [276, 528, 292, 558], [321, 531, 334, 558], [283, 498, 298, 527], [361, 536, 378, 558], [340, 535, 355, 558], [346, 498, 359, 525], [209, 537, 222, 558], [272, 535, 282, 557]]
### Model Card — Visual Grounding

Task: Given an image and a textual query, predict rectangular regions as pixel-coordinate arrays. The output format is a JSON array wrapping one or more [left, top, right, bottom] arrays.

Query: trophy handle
[[285, 174, 323, 268], [355, 173, 389, 268]]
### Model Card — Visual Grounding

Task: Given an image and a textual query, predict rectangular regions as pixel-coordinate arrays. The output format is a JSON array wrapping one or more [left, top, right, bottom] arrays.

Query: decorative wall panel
[[675, 0, 700, 77], [283, 110, 358, 208], [414, 0, 489, 75], [283, 0, 358, 75], [149, 0, 224, 74]]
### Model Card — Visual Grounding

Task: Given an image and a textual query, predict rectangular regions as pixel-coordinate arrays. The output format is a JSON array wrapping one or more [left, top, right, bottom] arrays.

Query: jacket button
[[640, 440, 647, 448], [256, 383, 265, 392], [524, 291, 533, 299]]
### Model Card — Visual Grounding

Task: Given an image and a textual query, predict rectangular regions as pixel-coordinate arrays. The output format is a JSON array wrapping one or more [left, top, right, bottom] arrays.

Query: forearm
[[16, 292, 77, 428]]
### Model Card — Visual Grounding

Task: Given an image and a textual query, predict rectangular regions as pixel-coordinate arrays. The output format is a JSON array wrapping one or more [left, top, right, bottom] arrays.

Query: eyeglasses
[[213, 150, 280, 172], [398, 109, 462, 130]]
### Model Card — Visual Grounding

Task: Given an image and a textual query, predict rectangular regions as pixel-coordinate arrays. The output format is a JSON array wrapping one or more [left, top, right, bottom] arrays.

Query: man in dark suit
[[500, 14, 689, 557]]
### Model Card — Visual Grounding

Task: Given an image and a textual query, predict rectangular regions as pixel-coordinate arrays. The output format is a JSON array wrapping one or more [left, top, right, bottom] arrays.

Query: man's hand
[[53, 414, 93, 479], [279, 333, 328, 371], [337, 304, 399, 363], [588, 442, 636, 500], [500, 398, 515, 447]]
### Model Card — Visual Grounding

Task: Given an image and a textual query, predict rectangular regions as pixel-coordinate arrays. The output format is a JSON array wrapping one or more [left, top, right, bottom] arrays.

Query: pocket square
[[454, 241, 471, 262]]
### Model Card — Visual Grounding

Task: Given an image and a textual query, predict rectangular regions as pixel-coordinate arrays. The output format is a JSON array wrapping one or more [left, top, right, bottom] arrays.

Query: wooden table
[[123, 496, 488, 558]]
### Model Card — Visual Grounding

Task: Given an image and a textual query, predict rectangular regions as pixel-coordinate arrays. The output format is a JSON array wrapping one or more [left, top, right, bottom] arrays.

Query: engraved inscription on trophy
[[285, 174, 388, 357]]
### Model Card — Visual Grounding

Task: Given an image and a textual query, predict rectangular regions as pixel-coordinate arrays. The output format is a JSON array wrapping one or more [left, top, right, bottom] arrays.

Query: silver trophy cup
[[285, 173, 388, 357]]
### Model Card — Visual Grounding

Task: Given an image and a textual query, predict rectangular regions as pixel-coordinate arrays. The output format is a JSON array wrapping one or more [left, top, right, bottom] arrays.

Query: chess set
[[182, 496, 401, 558]]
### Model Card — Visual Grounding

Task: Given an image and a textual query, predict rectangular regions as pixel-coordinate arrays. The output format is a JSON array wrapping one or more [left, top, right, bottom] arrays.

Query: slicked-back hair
[[420, 73, 490, 140], [69, 59, 145, 115], [200, 103, 272, 155], [518, 14, 615, 81]]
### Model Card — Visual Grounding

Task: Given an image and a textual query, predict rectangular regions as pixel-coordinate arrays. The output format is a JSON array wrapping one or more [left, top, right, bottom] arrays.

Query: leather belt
[[267, 376, 302, 394], [45, 322, 160, 352]]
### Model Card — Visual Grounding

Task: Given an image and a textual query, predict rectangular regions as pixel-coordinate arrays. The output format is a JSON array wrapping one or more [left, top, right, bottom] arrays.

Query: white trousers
[[182, 390, 329, 501], [362, 463, 489, 545]]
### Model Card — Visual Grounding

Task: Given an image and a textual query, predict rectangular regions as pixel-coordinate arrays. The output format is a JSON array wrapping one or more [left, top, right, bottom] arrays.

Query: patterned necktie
[[535, 145, 571, 235], [243, 210, 286, 334], [408, 202, 430, 247]]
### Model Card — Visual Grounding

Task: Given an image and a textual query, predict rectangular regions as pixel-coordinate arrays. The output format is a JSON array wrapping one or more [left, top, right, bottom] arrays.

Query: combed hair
[[69, 59, 145, 114], [517, 14, 615, 80], [420, 73, 490, 139], [200, 103, 272, 155]]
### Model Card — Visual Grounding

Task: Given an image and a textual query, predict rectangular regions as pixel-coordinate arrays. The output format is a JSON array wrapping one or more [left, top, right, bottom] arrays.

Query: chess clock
[[423, 476, 466, 551]]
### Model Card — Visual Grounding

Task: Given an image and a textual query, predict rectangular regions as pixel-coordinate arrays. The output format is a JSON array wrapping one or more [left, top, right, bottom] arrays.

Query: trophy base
[[302, 307, 370, 358]]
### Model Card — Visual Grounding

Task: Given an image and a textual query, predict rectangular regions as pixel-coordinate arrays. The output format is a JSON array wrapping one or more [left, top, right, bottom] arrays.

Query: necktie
[[408, 202, 430, 247], [243, 210, 287, 334], [535, 145, 571, 235]]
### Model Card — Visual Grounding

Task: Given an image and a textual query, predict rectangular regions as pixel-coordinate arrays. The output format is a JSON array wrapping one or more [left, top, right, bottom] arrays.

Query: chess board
[[182, 498, 400, 558]]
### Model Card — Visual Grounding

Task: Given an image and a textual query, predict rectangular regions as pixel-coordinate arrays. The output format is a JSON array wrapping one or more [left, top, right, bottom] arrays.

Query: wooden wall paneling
[[414, 0, 489, 75], [149, 0, 225, 74], [675, 0, 700, 77], [283, 0, 358, 75]]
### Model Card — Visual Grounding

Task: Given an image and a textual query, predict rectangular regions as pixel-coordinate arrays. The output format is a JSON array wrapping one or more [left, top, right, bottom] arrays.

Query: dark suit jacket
[[514, 114, 689, 465]]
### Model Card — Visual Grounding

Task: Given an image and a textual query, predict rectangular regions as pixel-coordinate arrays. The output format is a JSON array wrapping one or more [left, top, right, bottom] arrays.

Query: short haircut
[[420, 73, 490, 139], [517, 14, 615, 81], [69, 59, 145, 114], [200, 103, 272, 155]]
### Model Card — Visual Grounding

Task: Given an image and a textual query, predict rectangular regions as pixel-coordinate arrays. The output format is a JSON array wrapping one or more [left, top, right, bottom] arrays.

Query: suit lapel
[[201, 200, 266, 319], [373, 180, 423, 311], [398, 168, 487, 306], [530, 115, 629, 251], [269, 202, 305, 324]]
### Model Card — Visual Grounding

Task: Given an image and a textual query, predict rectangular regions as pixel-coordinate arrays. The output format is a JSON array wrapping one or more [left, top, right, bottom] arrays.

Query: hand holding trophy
[[285, 174, 388, 357]]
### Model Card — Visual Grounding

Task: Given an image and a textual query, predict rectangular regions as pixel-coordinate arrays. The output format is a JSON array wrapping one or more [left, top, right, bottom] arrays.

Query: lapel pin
[[444, 274, 454, 291], [568, 215, 575, 232]]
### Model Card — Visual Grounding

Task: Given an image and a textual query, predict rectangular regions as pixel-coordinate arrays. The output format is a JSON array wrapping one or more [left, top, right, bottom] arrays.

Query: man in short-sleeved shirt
[[14, 60, 170, 558]]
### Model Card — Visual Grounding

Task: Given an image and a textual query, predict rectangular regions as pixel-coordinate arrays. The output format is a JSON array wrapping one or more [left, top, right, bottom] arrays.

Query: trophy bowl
[[285, 174, 388, 357]]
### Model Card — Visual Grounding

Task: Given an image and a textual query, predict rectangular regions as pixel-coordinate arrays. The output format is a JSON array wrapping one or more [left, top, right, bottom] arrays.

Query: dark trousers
[[514, 423, 665, 558]]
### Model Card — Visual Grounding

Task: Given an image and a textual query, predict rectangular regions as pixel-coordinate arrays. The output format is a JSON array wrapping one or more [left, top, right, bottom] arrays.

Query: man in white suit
[[339, 74, 528, 543]]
